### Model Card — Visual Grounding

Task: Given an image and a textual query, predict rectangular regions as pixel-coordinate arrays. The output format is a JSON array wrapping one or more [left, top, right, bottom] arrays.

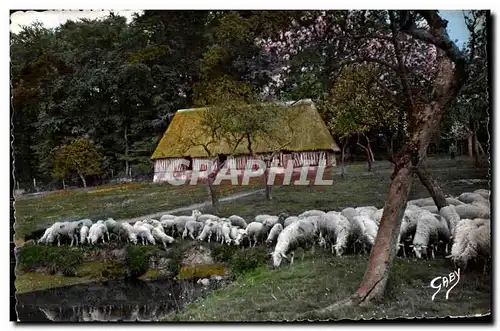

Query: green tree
[[53, 138, 102, 188]]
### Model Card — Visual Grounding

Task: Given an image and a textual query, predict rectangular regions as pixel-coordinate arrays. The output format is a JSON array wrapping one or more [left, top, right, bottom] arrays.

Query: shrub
[[17, 245, 83, 275], [210, 243, 237, 262], [228, 247, 268, 277], [125, 246, 156, 279]]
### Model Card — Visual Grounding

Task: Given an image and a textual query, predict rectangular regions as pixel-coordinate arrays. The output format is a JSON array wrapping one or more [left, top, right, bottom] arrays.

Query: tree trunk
[[416, 165, 448, 210], [264, 168, 273, 200], [477, 140, 485, 156], [124, 126, 130, 178], [207, 175, 219, 213], [350, 163, 414, 304], [340, 142, 346, 178], [79, 173, 87, 188], [366, 134, 375, 162], [467, 132, 473, 157]]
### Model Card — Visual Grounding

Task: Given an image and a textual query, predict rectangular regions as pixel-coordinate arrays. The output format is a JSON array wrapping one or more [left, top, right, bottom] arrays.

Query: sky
[[10, 9, 470, 48]]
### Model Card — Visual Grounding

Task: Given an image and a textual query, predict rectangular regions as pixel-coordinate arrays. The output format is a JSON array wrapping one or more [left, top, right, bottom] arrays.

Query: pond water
[[15, 278, 209, 322]]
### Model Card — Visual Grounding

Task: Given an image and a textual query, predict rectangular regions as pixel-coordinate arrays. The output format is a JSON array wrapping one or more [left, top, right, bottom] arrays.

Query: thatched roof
[[151, 99, 340, 159]]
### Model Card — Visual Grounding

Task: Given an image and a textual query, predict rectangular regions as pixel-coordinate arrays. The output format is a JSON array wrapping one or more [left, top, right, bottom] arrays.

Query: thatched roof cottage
[[151, 99, 340, 183]]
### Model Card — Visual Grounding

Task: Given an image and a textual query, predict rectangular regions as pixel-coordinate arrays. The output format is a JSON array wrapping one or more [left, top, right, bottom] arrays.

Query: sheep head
[[410, 244, 427, 259], [334, 243, 345, 256], [270, 251, 288, 268], [192, 210, 202, 219]]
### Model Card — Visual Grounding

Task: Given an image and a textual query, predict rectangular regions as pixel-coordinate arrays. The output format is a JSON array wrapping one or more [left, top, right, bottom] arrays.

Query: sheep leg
[[301, 250, 305, 261], [431, 247, 435, 259], [57, 236, 61, 247], [290, 252, 295, 265], [190, 232, 196, 240], [402, 245, 406, 258], [311, 244, 315, 255], [70, 237, 74, 247], [252, 237, 257, 248], [331, 244, 334, 255]]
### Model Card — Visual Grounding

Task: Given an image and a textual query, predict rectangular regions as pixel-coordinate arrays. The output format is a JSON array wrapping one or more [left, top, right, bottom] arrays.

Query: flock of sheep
[[37, 188, 491, 271]]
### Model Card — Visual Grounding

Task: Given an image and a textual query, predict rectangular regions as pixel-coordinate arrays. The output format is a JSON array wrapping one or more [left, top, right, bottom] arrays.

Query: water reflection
[[16, 278, 206, 322]]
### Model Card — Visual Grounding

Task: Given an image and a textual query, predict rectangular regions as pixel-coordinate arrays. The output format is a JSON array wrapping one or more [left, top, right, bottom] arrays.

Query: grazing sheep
[[133, 225, 156, 245], [228, 215, 247, 229], [172, 210, 202, 237], [355, 206, 378, 220], [87, 223, 108, 245], [136, 221, 154, 232], [232, 228, 247, 246], [408, 197, 436, 207], [197, 220, 218, 243], [397, 214, 418, 257], [298, 210, 326, 218], [38, 223, 62, 245], [270, 219, 318, 268], [410, 215, 440, 259], [197, 214, 220, 224], [341, 207, 359, 223], [284, 216, 300, 228], [445, 197, 465, 206], [447, 218, 490, 272], [457, 192, 488, 205], [263, 213, 288, 227], [454, 204, 490, 219], [421, 205, 439, 214], [265, 223, 284, 246], [105, 218, 120, 241], [253, 214, 276, 223], [182, 220, 204, 240], [440, 205, 461, 239], [160, 214, 176, 222], [318, 213, 352, 256], [357, 215, 379, 248], [472, 200, 490, 209], [219, 220, 233, 245], [473, 189, 490, 200], [151, 227, 175, 249], [80, 225, 89, 245], [118, 222, 138, 244], [245, 222, 270, 248], [160, 218, 176, 236], [78, 219, 93, 228], [57, 221, 83, 246]]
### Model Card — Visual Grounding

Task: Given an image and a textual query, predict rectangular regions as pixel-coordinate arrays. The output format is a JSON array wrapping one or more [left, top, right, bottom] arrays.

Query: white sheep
[[38, 223, 62, 245], [372, 208, 384, 225], [87, 222, 108, 245], [340, 207, 359, 222], [408, 197, 435, 207], [283, 216, 300, 228], [57, 221, 83, 246], [230, 227, 247, 246], [151, 227, 175, 249], [160, 218, 177, 236], [473, 189, 490, 200], [245, 222, 270, 248], [119, 222, 138, 244], [410, 215, 440, 259], [270, 219, 318, 268], [182, 220, 204, 240], [160, 214, 176, 222], [80, 225, 89, 245], [358, 216, 379, 248], [197, 220, 218, 243], [197, 214, 220, 224], [421, 205, 439, 214], [219, 220, 233, 245], [104, 218, 120, 241], [133, 225, 156, 245], [253, 214, 277, 223], [439, 205, 461, 239], [397, 214, 418, 257], [78, 219, 93, 228], [172, 210, 202, 237], [457, 192, 488, 205], [355, 206, 378, 220], [316, 213, 351, 256], [265, 223, 284, 246], [228, 215, 247, 228], [445, 197, 465, 206], [454, 204, 490, 219], [298, 210, 326, 218], [447, 218, 490, 272]]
